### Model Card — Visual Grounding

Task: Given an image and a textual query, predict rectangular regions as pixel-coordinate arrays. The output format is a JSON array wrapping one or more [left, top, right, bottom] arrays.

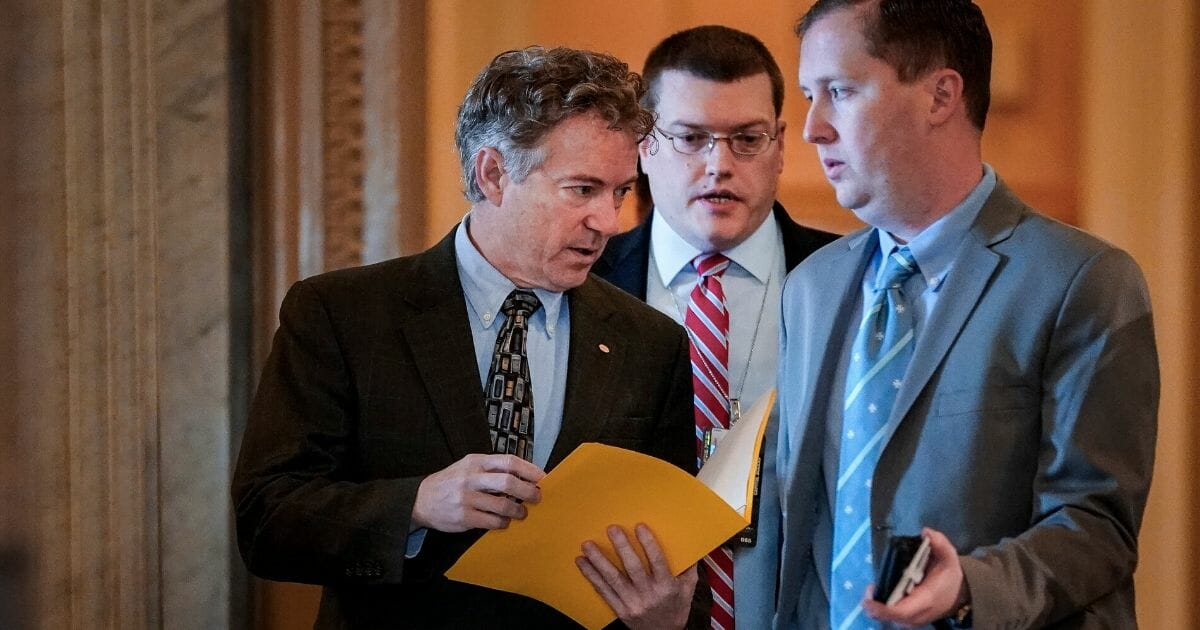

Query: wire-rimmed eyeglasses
[[654, 126, 778, 156]]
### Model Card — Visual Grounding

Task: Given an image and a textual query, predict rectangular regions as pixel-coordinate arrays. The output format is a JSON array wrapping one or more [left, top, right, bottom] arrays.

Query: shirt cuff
[[405, 528, 428, 559]]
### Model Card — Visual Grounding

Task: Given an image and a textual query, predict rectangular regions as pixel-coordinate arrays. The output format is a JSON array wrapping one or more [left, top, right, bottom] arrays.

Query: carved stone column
[[2, 0, 235, 627], [249, 2, 426, 627], [253, 0, 425, 359]]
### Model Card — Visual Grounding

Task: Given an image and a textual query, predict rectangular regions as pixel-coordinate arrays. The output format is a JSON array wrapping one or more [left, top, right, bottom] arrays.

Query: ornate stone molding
[[248, 2, 427, 625]]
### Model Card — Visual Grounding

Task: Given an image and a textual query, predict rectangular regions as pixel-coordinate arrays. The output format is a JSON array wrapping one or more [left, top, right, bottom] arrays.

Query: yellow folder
[[445, 389, 776, 629]]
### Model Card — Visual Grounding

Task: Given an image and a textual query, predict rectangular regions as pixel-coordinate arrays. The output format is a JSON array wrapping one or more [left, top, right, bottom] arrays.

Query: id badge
[[700, 400, 761, 548], [729, 446, 763, 547], [709, 426, 729, 453]]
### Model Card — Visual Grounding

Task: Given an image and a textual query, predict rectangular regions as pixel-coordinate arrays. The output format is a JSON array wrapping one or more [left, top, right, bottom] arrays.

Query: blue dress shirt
[[407, 217, 571, 558]]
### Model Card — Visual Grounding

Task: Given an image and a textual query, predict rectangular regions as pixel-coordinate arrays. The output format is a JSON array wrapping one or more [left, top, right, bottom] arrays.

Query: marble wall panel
[[2, 0, 236, 627]]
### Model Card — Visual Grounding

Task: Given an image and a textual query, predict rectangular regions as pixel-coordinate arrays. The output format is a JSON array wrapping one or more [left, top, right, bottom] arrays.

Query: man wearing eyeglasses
[[594, 25, 836, 630]]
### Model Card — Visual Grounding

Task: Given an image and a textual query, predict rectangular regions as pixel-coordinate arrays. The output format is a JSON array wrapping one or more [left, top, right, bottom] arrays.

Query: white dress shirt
[[645, 210, 786, 420]]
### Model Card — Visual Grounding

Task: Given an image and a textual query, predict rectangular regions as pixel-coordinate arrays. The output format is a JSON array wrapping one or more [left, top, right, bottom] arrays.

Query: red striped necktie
[[685, 252, 734, 630]]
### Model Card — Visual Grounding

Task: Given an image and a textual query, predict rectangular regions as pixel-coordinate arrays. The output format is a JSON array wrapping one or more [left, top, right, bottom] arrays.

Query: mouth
[[567, 245, 600, 260], [822, 159, 846, 178], [693, 189, 744, 207]]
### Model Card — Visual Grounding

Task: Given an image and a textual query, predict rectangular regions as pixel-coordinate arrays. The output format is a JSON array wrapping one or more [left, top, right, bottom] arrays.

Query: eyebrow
[[556, 174, 638, 188], [665, 119, 773, 132], [800, 73, 847, 88]]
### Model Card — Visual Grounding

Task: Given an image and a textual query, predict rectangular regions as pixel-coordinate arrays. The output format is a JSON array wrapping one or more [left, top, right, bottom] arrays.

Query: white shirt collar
[[649, 207, 780, 287], [454, 216, 565, 336], [875, 163, 997, 291]]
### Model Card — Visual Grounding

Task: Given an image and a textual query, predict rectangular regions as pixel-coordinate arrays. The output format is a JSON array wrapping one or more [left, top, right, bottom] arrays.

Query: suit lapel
[[402, 230, 492, 459], [785, 230, 873, 470], [778, 230, 871, 612], [775, 201, 829, 272], [882, 181, 1024, 445], [593, 218, 651, 299], [546, 280, 622, 469]]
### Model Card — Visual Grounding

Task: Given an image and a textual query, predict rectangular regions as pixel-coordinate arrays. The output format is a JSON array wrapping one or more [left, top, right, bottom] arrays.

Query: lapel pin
[[598, 343, 610, 354]]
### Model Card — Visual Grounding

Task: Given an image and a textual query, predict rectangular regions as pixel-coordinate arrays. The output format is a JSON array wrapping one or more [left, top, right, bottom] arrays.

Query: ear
[[773, 119, 787, 173], [640, 132, 662, 160], [474, 147, 508, 206], [927, 69, 965, 126]]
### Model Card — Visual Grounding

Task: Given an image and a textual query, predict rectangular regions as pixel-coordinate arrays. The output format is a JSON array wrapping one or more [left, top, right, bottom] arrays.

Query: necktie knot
[[501, 289, 541, 319], [877, 247, 920, 291], [693, 253, 730, 278]]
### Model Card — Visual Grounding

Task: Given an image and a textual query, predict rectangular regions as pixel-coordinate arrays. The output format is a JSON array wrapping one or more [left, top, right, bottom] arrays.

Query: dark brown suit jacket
[[232, 229, 698, 629]]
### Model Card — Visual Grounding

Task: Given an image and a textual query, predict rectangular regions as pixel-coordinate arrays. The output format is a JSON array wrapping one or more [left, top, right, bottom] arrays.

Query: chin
[[549, 272, 589, 292], [689, 220, 738, 249], [705, 233, 742, 253], [851, 205, 898, 234], [834, 187, 865, 211]]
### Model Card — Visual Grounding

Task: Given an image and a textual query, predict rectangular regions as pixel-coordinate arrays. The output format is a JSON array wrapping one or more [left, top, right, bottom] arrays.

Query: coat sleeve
[[231, 279, 422, 586], [651, 326, 699, 476], [958, 247, 1159, 628]]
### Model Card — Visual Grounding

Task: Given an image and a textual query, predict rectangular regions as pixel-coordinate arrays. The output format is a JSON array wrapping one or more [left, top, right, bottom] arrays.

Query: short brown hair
[[641, 25, 785, 117], [455, 46, 654, 203]]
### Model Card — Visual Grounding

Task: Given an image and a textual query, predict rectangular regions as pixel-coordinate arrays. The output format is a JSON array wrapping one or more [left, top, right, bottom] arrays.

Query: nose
[[803, 101, 836, 145], [585, 200, 621, 238], [704, 137, 735, 179]]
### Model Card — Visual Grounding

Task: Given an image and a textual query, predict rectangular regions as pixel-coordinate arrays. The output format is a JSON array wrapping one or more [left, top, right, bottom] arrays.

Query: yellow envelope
[[445, 389, 776, 629]]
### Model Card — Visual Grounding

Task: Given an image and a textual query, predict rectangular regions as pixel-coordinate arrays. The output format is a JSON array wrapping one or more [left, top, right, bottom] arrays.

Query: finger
[[922, 527, 958, 568], [633, 523, 672, 582], [464, 510, 511, 531], [472, 472, 542, 503], [860, 592, 886, 621], [679, 563, 699, 588], [576, 555, 628, 618], [581, 539, 634, 597], [607, 525, 651, 591], [469, 490, 527, 520], [479, 453, 546, 484], [863, 583, 935, 626], [861, 585, 903, 623], [885, 586, 936, 621]]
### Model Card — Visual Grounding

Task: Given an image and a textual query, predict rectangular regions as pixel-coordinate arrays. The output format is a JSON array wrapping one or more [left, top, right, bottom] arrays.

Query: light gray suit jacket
[[774, 180, 1158, 629]]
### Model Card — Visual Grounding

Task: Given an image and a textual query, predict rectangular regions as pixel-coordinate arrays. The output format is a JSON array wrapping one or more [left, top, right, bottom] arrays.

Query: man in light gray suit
[[776, 1, 1159, 628]]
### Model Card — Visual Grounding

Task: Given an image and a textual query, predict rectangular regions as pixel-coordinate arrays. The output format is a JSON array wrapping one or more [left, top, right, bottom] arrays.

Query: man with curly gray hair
[[234, 46, 705, 628], [456, 46, 655, 205]]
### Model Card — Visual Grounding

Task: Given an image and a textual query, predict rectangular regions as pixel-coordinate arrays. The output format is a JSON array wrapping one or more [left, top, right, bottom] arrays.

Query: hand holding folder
[[445, 389, 777, 629]]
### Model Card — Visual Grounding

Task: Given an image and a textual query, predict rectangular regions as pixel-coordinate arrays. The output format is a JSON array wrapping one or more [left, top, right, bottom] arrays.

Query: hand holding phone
[[873, 534, 931, 606]]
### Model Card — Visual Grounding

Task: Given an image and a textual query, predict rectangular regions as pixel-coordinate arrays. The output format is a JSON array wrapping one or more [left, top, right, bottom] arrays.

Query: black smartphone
[[874, 534, 931, 605]]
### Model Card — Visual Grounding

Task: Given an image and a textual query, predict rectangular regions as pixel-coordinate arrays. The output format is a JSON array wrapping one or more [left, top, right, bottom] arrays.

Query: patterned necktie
[[684, 253, 735, 630], [485, 289, 541, 462], [830, 247, 921, 630]]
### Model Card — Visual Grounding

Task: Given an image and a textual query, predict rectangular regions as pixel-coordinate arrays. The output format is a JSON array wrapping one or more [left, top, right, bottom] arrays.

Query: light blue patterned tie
[[830, 246, 920, 630]]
